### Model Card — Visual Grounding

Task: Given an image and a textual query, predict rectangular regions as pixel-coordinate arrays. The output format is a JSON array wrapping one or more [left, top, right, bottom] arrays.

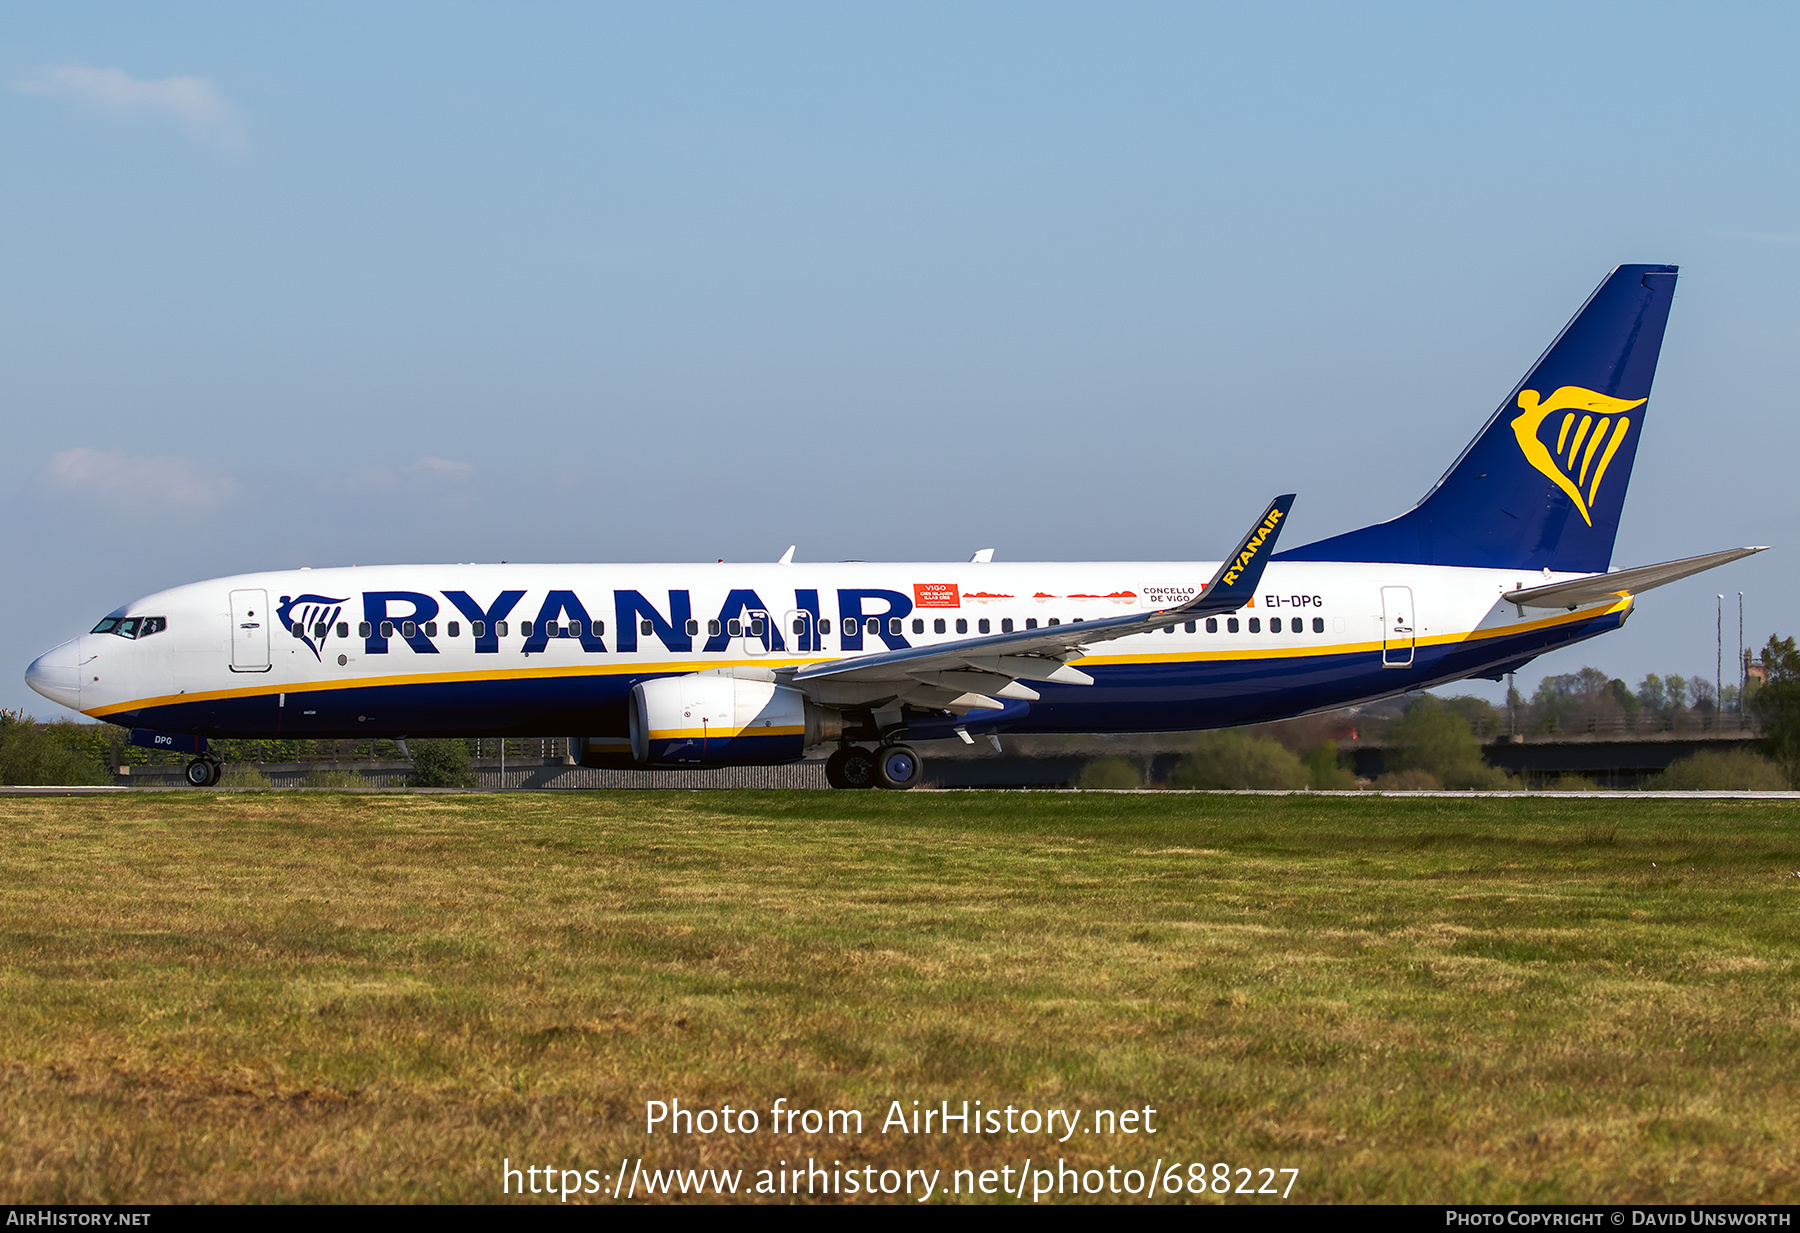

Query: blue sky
[[4, 2, 1797, 717]]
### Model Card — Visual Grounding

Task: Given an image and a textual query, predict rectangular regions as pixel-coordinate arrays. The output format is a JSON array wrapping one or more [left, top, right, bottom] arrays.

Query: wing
[[1501, 545, 1768, 610], [788, 495, 1295, 710]]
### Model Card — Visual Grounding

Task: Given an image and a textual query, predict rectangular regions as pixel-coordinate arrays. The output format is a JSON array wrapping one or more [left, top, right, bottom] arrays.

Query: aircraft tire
[[874, 743, 922, 790], [827, 746, 877, 790], [186, 758, 220, 788]]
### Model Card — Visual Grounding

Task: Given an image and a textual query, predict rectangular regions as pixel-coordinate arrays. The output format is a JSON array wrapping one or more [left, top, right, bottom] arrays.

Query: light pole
[[1717, 594, 1725, 732], [1739, 591, 1746, 729]]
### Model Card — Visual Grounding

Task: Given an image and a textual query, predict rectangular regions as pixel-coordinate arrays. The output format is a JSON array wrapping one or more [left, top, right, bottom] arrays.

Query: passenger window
[[1293, 620, 1303, 635], [292, 622, 305, 638], [1026, 618, 1038, 630], [495, 621, 508, 637], [525, 620, 539, 637], [380, 621, 395, 638], [1248, 618, 1261, 633], [728, 619, 742, 637], [639, 620, 653, 636], [403, 620, 419, 638], [793, 618, 806, 635], [956, 619, 968, 634], [843, 617, 856, 637], [865, 617, 880, 635], [313, 622, 327, 639], [572, 620, 586, 636], [1163, 625, 1174, 634], [888, 617, 900, 635], [1205, 618, 1217, 633], [912, 619, 925, 634], [1002, 618, 1014, 633], [1270, 617, 1282, 633], [448, 621, 460, 637], [1048, 617, 1060, 626], [471, 620, 485, 638], [750, 618, 765, 636], [1184, 621, 1196, 633], [593, 620, 604, 635], [685, 619, 699, 636], [359, 622, 373, 638], [1312, 617, 1324, 633], [425, 621, 438, 637], [1226, 618, 1239, 633], [934, 618, 947, 634], [335, 621, 347, 639]]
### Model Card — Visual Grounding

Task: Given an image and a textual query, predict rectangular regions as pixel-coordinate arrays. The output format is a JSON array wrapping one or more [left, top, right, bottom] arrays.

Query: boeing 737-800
[[25, 264, 1765, 788]]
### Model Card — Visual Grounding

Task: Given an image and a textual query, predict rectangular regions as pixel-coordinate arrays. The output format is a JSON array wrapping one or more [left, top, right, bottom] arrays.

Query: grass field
[[2, 790, 1798, 1204]]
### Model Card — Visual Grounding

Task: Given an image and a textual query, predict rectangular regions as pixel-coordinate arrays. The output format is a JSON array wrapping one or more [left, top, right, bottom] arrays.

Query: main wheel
[[826, 746, 877, 789], [185, 758, 220, 788], [874, 743, 922, 790]]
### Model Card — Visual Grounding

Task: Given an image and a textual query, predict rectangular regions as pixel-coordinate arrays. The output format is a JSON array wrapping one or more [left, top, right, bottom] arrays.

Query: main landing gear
[[825, 743, 922, 790], [185, 756, 222, 788]]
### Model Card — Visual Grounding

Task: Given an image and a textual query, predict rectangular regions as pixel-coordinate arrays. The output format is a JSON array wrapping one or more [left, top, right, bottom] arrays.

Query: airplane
[[25, 263, 1766, 789]]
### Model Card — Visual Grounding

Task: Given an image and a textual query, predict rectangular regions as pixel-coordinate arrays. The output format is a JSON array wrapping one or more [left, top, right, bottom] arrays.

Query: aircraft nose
[[25, 638, 83, 711]]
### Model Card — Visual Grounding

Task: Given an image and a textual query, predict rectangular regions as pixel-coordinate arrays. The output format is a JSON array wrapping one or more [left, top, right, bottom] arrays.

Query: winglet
[[1181, 494, 1296, 617]]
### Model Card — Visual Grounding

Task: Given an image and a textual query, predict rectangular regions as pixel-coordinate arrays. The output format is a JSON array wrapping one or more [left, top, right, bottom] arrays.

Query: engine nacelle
[[630, 676, 832, 766]]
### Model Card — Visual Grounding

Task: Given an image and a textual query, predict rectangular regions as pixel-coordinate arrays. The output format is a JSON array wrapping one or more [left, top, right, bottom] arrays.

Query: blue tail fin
[[1277, 264, 1678, 573]]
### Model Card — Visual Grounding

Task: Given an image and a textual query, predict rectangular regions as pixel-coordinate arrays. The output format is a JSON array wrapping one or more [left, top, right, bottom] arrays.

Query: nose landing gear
[[185, 757, 222, 788], [825, 743, 922, 790]]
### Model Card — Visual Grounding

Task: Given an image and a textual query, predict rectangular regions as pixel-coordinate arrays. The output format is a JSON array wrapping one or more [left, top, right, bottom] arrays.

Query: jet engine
[[629, 675, 840, 766]]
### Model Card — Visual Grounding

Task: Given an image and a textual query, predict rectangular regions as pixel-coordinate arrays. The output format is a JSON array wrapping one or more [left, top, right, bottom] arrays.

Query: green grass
[[2, 791, 1798, 1203]]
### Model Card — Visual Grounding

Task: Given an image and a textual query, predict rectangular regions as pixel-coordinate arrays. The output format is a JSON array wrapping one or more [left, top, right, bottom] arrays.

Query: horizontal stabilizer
[[1502, 546, 1769, 609]]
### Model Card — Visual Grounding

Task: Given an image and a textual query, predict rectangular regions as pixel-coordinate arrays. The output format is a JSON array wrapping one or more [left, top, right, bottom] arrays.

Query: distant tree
[[1300, 741, 1357, 790], [1752, 636, 1800, 788], [1690, 678, 1717, 712], [1168, 731, 1308, 790], [1385, 696, 1509, 790], [1637, 673, 1667, 714], [409, 738, 478, 788], [1439, 694, 1501, 739], [1609, 679, 1640, 716], [1665, 675, 1688, 714], [0, 712, 109, 786]]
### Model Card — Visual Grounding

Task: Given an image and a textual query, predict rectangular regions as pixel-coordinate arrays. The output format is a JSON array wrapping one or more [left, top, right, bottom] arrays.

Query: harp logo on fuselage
[[1509, 386, 1646, 526]]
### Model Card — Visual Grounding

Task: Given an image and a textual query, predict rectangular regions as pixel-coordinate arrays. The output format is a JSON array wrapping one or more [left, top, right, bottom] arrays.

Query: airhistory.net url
[[502, 1157, 1300, 1202]]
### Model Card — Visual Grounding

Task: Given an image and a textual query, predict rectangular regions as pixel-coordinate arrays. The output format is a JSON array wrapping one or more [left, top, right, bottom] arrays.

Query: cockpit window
[[91, 616, 166, 639]]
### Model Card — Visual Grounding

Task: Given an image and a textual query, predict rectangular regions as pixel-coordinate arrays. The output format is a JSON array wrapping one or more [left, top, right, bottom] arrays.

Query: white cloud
[[404, 456, 476, 480], [15, 64, 244, 150], [43, 447, 240, 509]]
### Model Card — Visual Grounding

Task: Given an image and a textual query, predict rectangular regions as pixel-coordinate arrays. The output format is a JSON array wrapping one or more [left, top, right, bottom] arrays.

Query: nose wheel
[[185, 757, 222, 788]]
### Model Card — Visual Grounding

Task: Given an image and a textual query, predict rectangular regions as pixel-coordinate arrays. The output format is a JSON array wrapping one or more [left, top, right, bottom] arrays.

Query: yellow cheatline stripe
[[649, 725, 805, 740], [90, 598, 1630, 717], [86, 655, 822, 717]]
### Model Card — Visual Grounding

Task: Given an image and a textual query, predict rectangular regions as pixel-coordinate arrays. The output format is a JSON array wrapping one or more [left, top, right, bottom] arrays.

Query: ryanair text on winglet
[[1220, 507, 1285, 587]]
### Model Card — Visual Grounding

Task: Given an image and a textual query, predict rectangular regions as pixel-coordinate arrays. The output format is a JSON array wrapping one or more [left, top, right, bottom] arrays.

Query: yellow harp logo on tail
[[1509, 386, 1647, 526]]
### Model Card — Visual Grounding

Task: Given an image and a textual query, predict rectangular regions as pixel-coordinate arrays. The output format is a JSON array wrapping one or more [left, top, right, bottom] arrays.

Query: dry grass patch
[[0, 791, 1798, 1202]]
